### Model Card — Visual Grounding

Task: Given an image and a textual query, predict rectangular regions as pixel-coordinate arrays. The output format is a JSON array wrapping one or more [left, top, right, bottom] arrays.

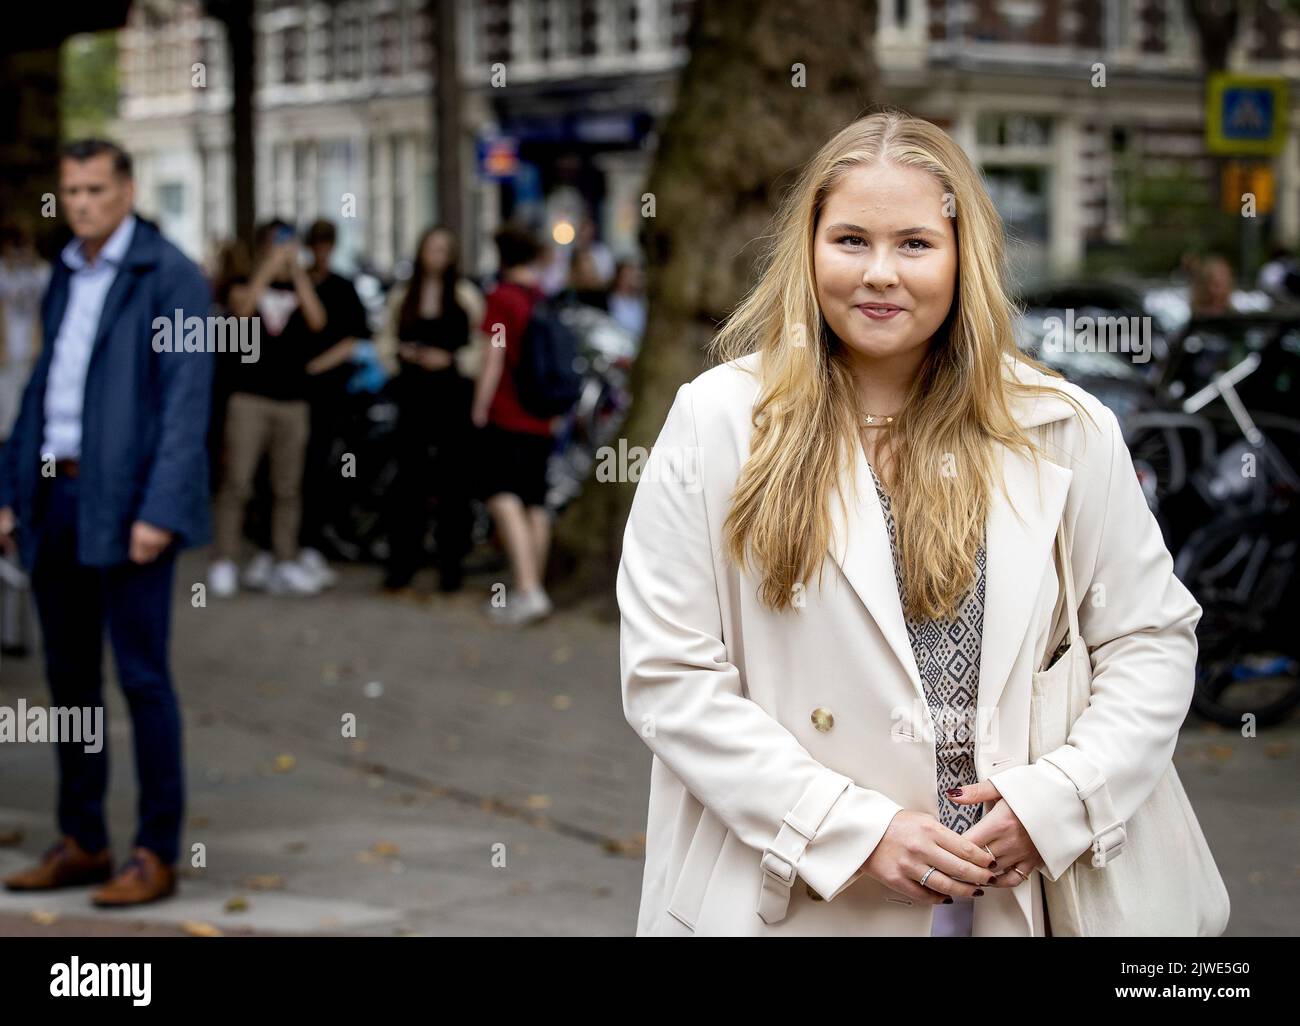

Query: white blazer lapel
[[827, 387, 1075, 719], [827, 434, 927, 708]]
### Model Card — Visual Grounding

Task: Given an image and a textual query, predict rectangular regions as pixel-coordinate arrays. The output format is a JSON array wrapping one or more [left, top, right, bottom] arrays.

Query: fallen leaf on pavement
[[602, 834, 647, 857], [181, 920, 223, 937]]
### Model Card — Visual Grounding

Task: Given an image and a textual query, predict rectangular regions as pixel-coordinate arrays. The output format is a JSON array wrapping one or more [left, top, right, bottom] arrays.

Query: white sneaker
[[267, 559, 322, 596], [298, 547, 338, 589], [208, 559, 238, 598], [486, 587, 553, 626], [242, 550, 274, 590]]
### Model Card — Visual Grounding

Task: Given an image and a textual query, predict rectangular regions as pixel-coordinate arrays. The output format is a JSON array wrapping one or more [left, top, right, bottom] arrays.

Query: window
[[282, 25, 305, 83], [617, 0, 639, 53], [482, 0, 513, 65], [977, 113, 1054, 149], [338, 6, 363, 79], [374, 8, 399, 77], [159, 181, 185, 220], [579, 0, 600, 57], [983, 165, 1050, 244], [318, 15, 335, 80]]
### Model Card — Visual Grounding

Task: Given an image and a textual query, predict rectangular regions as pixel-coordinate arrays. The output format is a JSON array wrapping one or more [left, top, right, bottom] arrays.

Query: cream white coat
[[617, 351, 1202, 936]]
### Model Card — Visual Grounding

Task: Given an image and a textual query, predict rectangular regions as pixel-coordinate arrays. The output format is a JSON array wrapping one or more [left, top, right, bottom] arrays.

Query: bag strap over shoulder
[[1053, 516, 1082, 649], [1035, 422, 1127, 869], [1039, 421, 1082, 661]]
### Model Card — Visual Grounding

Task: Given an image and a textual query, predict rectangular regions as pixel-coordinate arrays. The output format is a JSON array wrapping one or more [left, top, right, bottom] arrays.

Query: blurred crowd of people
[[2, 212, 646, 631], [197, 214, 646, 625]]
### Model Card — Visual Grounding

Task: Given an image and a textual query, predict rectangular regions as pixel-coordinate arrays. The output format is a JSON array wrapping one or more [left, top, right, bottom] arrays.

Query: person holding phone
[[208, 219, 327, 597]]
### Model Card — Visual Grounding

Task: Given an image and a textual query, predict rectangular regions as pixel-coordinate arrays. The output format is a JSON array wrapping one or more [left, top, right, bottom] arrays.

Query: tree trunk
[[208, 0, 257, 251], [549, 0, 880, 615], [1185, 0, 1239, 73]]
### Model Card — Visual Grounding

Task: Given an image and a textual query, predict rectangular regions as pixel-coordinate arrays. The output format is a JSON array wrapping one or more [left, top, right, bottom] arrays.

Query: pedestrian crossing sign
[[1207, 73, 1288, 155]]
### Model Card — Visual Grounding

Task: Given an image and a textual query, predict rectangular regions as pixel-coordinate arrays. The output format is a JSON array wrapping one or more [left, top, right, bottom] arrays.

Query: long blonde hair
[[712, 109, 1094, 620]]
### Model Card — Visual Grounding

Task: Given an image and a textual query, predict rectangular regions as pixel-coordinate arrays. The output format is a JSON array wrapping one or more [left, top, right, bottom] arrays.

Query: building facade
[[109, 0, 1300, 286], [111, 0, 690, 278], [882, 0, 1300, 285]]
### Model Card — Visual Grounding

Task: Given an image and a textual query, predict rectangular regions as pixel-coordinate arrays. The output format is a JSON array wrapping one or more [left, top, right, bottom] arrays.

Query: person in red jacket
[[471, 223, 558, 625]]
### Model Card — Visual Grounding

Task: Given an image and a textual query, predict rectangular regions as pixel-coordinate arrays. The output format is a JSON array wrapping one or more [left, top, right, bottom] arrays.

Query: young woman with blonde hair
[[618, 110, 1202, 936]]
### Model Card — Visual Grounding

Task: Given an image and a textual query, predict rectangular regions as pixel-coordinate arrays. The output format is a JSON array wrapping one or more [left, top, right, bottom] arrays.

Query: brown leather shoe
[[3, 836, 113, 891], [91, 848, 177, 907]]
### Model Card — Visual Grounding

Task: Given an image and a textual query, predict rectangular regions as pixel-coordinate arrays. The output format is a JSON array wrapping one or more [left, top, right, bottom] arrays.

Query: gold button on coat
[[811, 707, 834, 732]]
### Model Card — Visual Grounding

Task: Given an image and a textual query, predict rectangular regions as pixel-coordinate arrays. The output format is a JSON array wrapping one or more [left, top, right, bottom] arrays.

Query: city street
[[0, 550, 1296, 936]]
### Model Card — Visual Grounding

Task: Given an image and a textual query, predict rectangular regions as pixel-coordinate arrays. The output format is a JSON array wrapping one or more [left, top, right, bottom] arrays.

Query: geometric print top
[[866, 458, 986, 836]]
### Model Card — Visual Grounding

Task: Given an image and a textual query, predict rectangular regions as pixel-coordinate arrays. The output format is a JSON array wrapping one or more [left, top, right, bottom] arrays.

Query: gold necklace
[[861, 412, 898, 427]]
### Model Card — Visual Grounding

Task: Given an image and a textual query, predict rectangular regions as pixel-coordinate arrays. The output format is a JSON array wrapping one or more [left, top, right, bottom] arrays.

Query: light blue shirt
[[42, 214, 137, 459]]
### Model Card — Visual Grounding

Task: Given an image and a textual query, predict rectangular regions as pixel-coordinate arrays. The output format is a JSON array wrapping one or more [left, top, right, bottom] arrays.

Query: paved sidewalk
[[0, 552, 645, 936], [0, 550, 1296, 936]]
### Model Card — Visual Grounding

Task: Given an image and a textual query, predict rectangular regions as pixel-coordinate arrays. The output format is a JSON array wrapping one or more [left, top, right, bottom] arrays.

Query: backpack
[[514, 295, 584, 418]]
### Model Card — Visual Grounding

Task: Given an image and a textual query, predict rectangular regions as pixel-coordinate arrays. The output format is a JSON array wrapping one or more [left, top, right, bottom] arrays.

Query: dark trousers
[[300, 393, 343, 554], [29, 473, 184, 865], [384, 371, 474, 587]]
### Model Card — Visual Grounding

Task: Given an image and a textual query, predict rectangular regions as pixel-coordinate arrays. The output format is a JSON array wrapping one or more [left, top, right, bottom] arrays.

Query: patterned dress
[[866, 458, 985, 936]]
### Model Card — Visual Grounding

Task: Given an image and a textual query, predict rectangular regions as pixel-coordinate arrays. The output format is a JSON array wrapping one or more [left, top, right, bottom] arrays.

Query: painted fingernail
[[973, 889, 985, 896], [946, 788, 963, 797], [990, 859, 999, 868], [987, 877, 997, 885]]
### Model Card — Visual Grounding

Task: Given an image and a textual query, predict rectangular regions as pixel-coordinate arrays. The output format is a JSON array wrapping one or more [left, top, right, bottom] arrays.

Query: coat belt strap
[[757, 771, 852, 924], [1039, 746, 1127, 868]]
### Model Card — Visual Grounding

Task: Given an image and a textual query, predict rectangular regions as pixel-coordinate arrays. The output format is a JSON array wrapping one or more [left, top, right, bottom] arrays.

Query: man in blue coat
[[0, 139, 212, 906]]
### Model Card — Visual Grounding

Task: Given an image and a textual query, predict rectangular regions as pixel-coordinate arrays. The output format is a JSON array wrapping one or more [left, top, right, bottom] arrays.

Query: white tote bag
[[1028, 513, 1231, 937]]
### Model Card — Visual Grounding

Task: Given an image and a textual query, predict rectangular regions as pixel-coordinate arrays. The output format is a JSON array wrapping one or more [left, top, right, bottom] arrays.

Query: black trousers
[[383, 370, 474, 587], [299, 391, 346, 554]]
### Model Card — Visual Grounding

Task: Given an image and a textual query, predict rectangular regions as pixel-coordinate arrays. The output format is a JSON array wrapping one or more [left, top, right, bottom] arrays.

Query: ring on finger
[[919, 866, 938, 888], [1012, 866, 1029, 881]]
